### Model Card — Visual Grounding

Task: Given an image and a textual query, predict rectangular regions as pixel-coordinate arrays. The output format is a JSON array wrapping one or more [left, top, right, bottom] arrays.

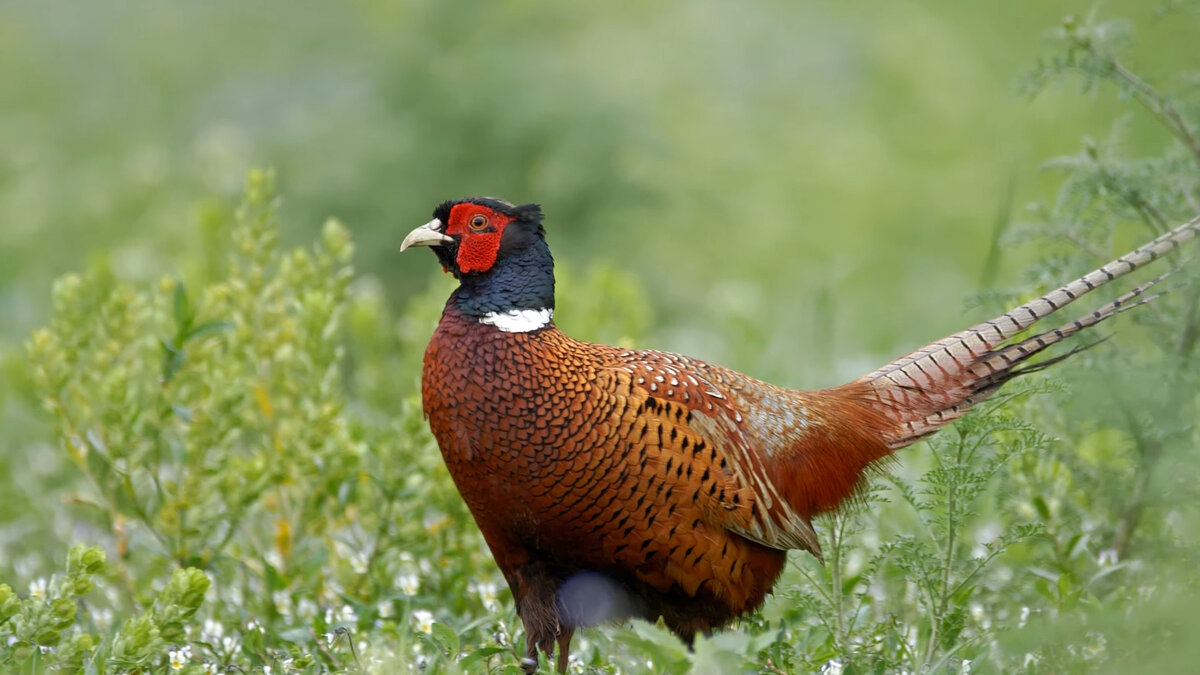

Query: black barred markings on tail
[[402, 199, 1200, 674], [859, 214, 1200, 449]]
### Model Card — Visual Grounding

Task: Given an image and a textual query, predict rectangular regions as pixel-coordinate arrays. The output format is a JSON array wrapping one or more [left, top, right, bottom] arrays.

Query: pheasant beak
[[400, 219, 454, 251]]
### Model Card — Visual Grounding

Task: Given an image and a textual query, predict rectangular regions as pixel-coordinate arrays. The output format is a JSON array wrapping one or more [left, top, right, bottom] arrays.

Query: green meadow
[[1, 1, 1198, 672]]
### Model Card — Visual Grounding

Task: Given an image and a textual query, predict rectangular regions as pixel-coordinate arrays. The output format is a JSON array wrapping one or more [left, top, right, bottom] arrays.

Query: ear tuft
[[513, 203, 544, 236], [513, 203, 543, 222]]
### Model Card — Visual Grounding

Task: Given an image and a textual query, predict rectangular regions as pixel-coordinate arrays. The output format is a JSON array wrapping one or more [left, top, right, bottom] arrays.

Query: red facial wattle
[[445, 203, 513, 274]]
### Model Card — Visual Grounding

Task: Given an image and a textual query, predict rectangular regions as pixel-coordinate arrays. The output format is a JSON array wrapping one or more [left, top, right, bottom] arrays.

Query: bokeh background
[[2, 1, 1199, 673], [4, 0, 1195, 379]]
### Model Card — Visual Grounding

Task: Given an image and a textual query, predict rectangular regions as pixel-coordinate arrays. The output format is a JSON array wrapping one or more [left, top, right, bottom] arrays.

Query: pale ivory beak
[[400, 219, 454, 252]]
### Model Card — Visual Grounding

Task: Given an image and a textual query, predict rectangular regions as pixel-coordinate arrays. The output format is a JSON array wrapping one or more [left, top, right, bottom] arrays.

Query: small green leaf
[[84, 437, 113, 485], [1034, 578, 1054, 602], [184, 320, 234, 342], [1032, 496, 1051, 520], [242, 624, 264, 656], [172, 280, 192, 329], [160, 337, 185, 383], [430, 621, 459, 655], [458, 645, 507, 666], [1057, 572, 1073, 598]]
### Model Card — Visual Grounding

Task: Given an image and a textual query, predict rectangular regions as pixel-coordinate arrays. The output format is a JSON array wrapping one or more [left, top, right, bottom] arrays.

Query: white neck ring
[[479, 308, 554, 333]]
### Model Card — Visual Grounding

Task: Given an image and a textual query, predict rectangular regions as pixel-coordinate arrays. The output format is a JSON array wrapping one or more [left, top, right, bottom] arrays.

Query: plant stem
[[1105, 58, 1200, 170], [830, 511, 846, 649], [1113, 406, 1160, 560], [922, 432, 963, 671], [1111, 270, 1199, 559]]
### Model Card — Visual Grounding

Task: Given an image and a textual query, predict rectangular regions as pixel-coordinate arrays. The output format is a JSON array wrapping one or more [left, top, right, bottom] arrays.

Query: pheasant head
[[401, 197, 556, 331]]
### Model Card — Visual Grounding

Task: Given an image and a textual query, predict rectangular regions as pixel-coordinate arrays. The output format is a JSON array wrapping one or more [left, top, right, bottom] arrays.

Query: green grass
[[1, 2, 1199, 673]]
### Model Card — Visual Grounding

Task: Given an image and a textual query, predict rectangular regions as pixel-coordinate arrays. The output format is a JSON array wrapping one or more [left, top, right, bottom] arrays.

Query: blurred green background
[[2, 0, 1195, 380], [1, 1, 1198, 672]]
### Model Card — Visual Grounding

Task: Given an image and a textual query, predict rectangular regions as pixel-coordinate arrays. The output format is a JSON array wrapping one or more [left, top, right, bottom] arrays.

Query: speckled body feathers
[[424, 304, 897, 662], [404, 199, 1200, 673]]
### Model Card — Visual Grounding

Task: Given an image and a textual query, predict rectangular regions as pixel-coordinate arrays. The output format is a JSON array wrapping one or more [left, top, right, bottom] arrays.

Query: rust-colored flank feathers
[[402, 198, 1200, 673]]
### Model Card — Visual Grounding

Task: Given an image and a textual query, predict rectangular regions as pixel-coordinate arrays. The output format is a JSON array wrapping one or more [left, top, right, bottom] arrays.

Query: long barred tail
[[858, 215, 1200, 449]]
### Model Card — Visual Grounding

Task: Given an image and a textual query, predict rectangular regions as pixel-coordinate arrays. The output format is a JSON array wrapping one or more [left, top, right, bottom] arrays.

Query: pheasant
[[401, 197, 1200, 673]]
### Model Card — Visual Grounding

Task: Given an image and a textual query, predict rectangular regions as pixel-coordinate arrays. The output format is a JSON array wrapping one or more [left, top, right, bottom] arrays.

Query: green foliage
[[753, 386, 1052, 674], [999, 9, 1200, 673], [0, 546, 105, 671], [27, 169, 360, 576], [5, 170, 663, 674], [0, 5, 1197, 675]]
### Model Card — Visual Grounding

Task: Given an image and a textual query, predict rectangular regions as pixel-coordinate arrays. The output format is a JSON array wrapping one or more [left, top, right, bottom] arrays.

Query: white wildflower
[[1083, 631, 1107, 660], [338, 604, 357, 624], [297, 597, 318, 621], [820, 658, 844, 675], [168, 647, 189, 670], [397, 573, 420, 597], [273, 590, 291, 616], [472, 582, 498, 612], [969, 602, 990, 629], [202, 618, 224, 641], [29, 578, 48, 599], [412, 609, 434, 634], [1098, 548, 1118, 567]]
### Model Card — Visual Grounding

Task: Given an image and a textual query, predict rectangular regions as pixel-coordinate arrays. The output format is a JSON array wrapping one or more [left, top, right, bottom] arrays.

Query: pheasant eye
[[469, 214, 489, 231]]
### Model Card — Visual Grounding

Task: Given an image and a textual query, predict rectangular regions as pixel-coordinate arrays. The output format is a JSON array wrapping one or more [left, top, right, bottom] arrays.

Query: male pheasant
[[401, 198, 1200, 673]]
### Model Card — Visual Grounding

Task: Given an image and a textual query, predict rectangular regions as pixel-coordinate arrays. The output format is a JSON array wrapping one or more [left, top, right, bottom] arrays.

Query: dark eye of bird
[[470, 214, 488, 230]]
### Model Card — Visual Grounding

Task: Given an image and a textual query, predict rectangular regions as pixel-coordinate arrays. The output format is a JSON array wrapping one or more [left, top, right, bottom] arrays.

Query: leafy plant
[[1, 6, 1197, 675]]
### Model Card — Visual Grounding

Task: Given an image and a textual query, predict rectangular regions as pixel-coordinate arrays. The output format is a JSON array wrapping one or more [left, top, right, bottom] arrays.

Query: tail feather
[[861, 215, 1200, 449], [968, 271, 1169, 384]]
